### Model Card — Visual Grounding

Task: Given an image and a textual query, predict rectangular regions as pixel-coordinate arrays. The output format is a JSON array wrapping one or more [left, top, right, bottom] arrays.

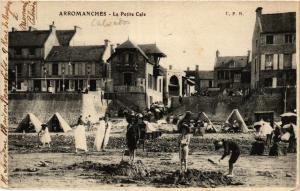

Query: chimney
[[110, 44, 115, 54], [256, 7, 262, 17], [195, 65, 199, 71], [247, 50, 251, 62], [12, 27, 16, 32], [216, 50, 220, 58], [187, 67, 190, 71], [104, 39, 110, 47], [116, 43, 120, 47], [169, 65, 172, 70], [49, 21, 56, 32], [28, 26, 32, 31]]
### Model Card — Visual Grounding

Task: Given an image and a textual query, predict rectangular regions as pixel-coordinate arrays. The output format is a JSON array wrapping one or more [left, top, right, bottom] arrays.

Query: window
[[124, 54, 129, 63], [254, 59, 257, 74], [283, 54, 292, 69], [229, 61, 235, 68], [285, 34, 293, 43], [265, 54, 273, 70], [128, 53, 134, 63], [153, 77, 157, 90], [52, 64, 58, 75], [234, 73, 241, 82], [266, 35, 274, 44], [148, 74, 152, 89], [159, 79, 162, 92], [256, 40, 258, 47], [30, 63, 36, 76], [29, 48, 35, 55], [15, 48, 22, 55], [16, 63, 22, 75]]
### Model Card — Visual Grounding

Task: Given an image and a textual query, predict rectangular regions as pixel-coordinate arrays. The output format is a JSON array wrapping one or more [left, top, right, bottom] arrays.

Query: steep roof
[[9, 30, 51, 47], [56, 30, 76, 46], [109, 39, 166, 63], [9, 29, 76, 47], [260, 12, 296, 33], [46, 45, 106, 62], [198, 71, 214, 79], [215, 56, 248, 69], [185, 70, 214, 80], [138, 44, 167, 57]]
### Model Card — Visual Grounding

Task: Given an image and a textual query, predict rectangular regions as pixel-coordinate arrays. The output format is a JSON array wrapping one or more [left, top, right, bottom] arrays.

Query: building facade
[[185, 65, 214, 93], [214, 50, 251, 90], [251, 7, 296, 89], [8, 23, 111, 92], [106, 40, 166, 109], [44, 44, 111, 92]]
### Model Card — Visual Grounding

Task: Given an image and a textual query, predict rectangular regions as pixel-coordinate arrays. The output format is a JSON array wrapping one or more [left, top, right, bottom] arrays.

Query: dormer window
[[285, 34, 293, 43], [266, 35, 274, 44], [29, 48, 35, 55], [229, 61, 236, 68]]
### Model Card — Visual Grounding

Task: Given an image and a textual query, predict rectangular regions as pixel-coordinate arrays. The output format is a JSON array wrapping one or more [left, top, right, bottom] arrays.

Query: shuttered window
[[260, 54, 265, 70]]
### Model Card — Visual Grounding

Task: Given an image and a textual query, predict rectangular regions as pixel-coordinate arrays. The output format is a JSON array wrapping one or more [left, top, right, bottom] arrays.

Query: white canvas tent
[[197, 112, 217, 132], [46, 112, 72, 133], [16, 113, 42, 133], [225, 109, 249, 133]]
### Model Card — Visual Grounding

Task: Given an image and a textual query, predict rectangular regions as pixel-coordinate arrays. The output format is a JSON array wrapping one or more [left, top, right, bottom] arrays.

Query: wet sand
[[9, 149, 296, 188]]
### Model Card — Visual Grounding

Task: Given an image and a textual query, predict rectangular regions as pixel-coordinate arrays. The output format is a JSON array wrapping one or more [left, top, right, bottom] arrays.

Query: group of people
[[177, 111, 240, 177], [37, 115, 112, 153]]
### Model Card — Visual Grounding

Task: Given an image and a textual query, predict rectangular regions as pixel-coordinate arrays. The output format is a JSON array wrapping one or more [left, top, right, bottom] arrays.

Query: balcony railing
[[114, 85, 144, 93]]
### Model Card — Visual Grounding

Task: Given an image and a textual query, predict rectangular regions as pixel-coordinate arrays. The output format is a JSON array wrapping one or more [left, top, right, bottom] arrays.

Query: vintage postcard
[[0, 0, 299, 189]]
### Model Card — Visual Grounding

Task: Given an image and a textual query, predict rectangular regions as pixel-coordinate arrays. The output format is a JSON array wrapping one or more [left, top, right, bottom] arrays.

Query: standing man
[[214, 139, 240, 177]]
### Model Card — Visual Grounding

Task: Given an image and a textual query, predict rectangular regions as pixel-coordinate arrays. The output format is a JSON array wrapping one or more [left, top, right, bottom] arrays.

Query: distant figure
[[94, 117, 106, 151], [77, 115, 84, 125], [74, 119, 88, 153], [214, 139, 240, 177], [85, 115, 92, 131], [178, 121, 192, 173], [179, 96, 183, 104], [38, 124, 51, 148], [126, 113, 140, 163], [232, 120, 240, 133]]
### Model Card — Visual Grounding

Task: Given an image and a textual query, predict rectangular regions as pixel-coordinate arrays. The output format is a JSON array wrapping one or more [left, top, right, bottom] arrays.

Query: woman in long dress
[[74, 120, 88, 153], [38, 124, 51, 148], [102, 115, 112, 150], [94, 117, 106, 151]]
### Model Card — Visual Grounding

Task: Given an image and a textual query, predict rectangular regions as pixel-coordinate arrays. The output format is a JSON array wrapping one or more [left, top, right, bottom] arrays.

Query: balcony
[[116, 63, 138, 72], [114, 85, 144, 93]]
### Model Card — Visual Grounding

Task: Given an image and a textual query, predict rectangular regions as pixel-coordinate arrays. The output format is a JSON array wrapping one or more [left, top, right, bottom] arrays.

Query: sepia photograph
[[0, 0, 299, 189]]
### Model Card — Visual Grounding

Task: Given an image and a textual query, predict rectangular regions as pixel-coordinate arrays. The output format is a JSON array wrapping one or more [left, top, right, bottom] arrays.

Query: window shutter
[[48, 64, 52, 75], [292, 53, 296, 69], [261, 54, 265, 70], [279, 54, 284, 70], [273, 54, 278, 70], [58, 63, 62, 75]]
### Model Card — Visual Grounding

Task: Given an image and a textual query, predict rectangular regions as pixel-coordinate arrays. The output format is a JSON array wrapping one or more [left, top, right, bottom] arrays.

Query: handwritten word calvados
[[91, 18, 130, 27], [19, 1, 37, 30]]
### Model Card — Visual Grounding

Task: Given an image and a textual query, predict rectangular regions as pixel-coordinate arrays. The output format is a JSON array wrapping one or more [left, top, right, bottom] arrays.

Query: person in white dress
[[74, 119, 88, 153], [94, 117, 106, 151], [38, 124, 51, 148], [102, 115, 112, 150]]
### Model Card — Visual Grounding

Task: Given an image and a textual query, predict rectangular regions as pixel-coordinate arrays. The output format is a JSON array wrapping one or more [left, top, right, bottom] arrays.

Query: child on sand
[[38, 124, 51, 148], [214, 139, 240, 177]]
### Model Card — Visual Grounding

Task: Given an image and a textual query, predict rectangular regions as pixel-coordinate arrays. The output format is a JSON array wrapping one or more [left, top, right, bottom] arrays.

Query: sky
[[8, 1, 299, 71]]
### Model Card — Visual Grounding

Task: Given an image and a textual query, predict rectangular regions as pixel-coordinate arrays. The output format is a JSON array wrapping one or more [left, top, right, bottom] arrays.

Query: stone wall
[[170, 90, 296, 122]]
